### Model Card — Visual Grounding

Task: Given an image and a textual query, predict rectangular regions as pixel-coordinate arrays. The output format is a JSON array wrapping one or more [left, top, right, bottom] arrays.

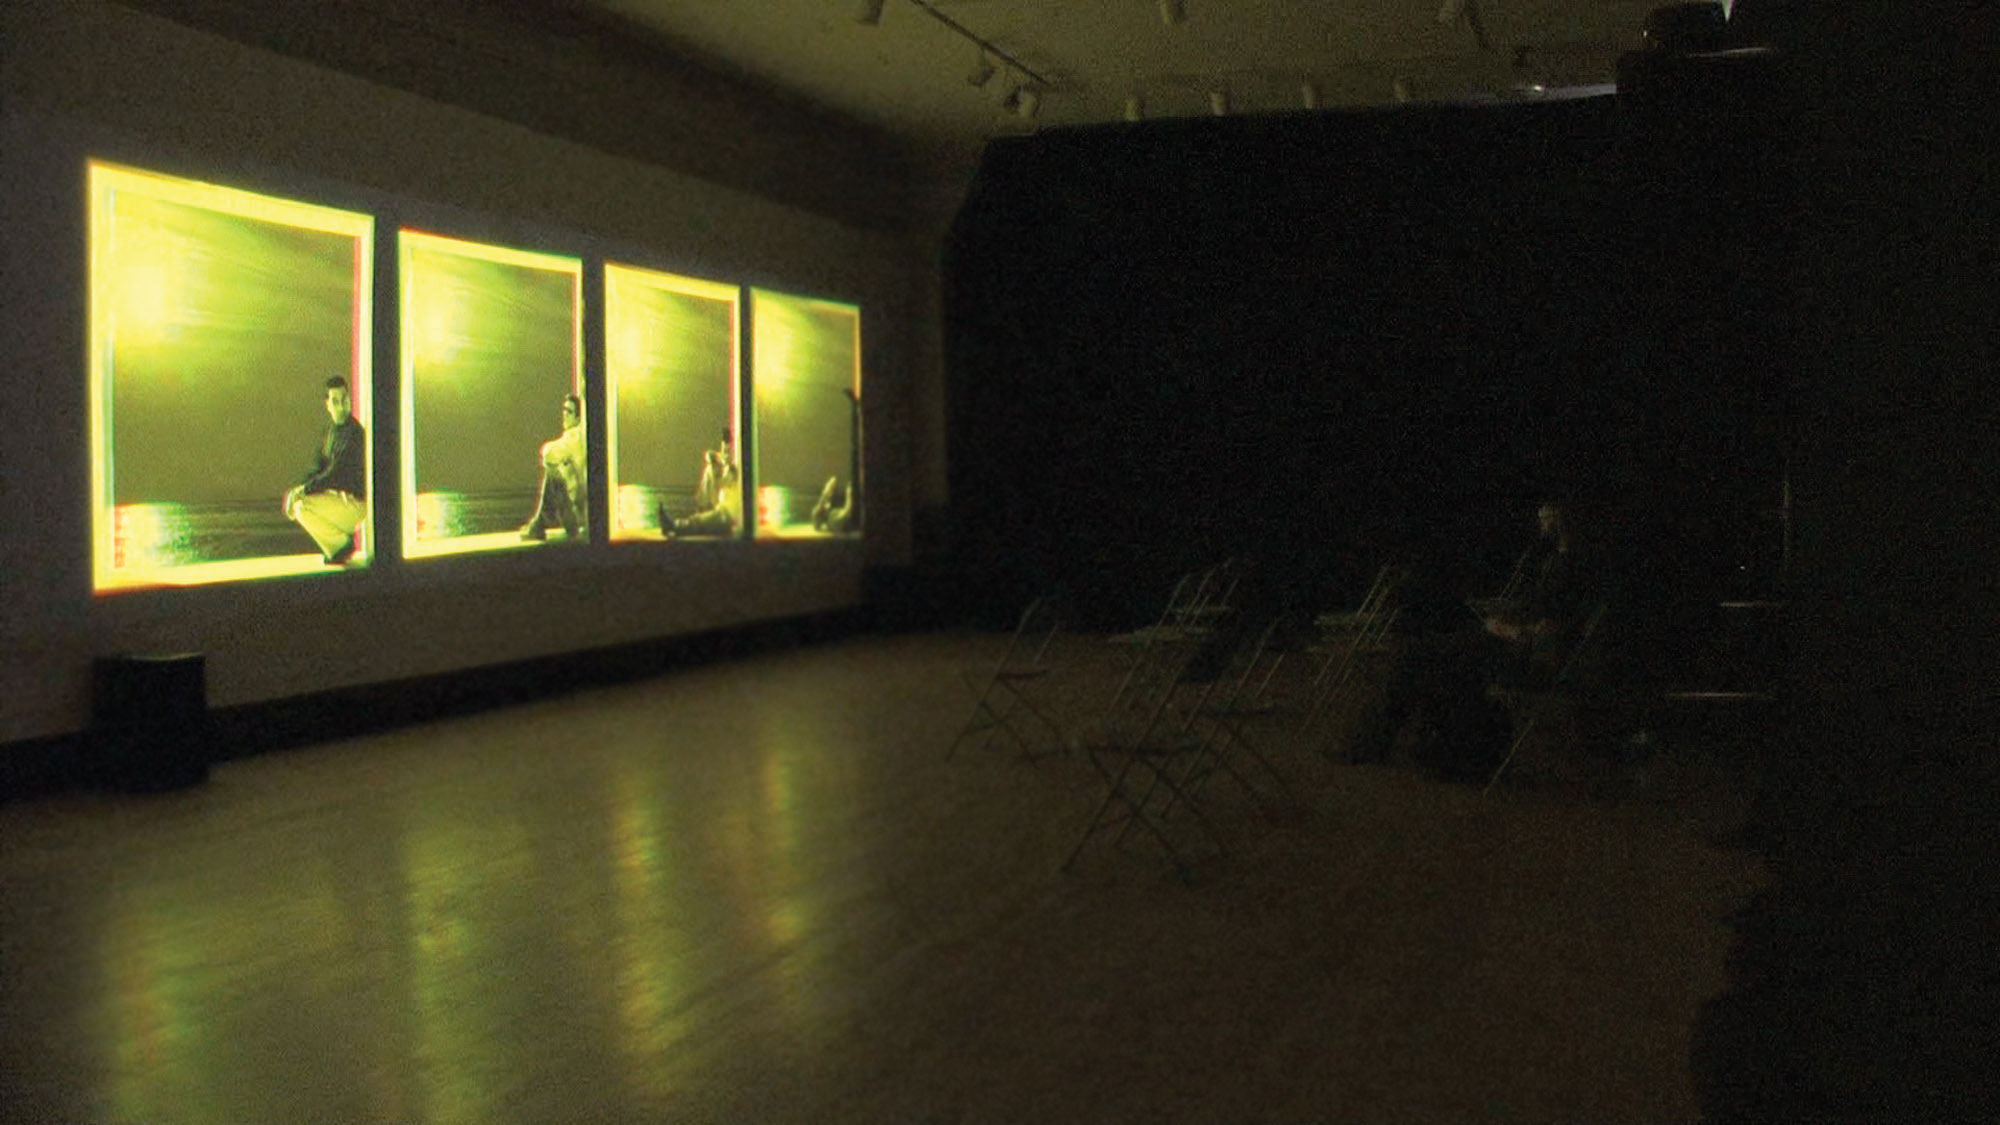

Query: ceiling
[[558, 0, 1663, 153]]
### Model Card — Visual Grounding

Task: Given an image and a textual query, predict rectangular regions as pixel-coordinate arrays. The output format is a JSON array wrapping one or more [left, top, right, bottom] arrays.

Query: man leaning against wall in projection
[[283, 376, 368, 566], [659, 427, 741, 539], [520, 393, 587, 541]]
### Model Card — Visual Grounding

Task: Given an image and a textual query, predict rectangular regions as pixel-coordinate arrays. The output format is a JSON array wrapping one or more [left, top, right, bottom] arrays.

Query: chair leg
[[1066, 749, 1224, 875], [1062, 753, 1145, 872], [1482, 713, 1537, 795]]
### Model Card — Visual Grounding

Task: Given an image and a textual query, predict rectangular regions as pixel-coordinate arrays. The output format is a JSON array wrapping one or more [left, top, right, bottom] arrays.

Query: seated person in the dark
[[283, 375, 367, 566], [1482, 500, 1598, 688], [659, 428, 739, 538], [520, 394, 586, 541], [1350, 558, 1512, 779]]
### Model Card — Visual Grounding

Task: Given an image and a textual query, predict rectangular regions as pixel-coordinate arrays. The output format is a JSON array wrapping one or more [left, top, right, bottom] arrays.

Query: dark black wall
[[944, 90, 1789, 628]]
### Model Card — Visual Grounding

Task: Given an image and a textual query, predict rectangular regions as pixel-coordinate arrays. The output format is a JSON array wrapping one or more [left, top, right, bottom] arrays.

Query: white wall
[[0, 0, 942, 742]]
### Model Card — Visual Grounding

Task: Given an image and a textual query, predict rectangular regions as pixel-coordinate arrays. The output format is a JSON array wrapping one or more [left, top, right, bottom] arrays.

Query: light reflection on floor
[[0, 633, 1764, 1123]]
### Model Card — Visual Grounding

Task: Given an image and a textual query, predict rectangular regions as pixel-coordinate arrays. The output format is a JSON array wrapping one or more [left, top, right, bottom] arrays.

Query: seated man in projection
[[659, 428, 740, 538], [283, 376, 367, 566], [520, 394, 587, 541]]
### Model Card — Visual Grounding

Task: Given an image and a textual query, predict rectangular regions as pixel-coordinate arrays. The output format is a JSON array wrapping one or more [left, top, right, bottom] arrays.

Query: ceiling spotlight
[[1301, 82, 1321, 110], [968, 52, 997, 88], [1124, 95, 1145, 122], [1159, 0, 1186, 26], [858, 0, 887, 26]]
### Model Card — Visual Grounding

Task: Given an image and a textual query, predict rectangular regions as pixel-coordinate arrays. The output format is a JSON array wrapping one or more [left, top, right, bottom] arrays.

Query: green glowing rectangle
[[88, 161, 375, 593], [605, 264, 741, 542], [750, 290, 862, 539], [398, 231, 584, 559]]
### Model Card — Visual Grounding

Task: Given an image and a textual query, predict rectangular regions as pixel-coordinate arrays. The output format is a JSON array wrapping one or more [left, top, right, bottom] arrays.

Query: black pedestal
[[92, 653, 210, 792]]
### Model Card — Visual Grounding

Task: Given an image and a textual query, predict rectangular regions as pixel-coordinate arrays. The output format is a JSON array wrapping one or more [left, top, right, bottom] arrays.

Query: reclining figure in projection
[[660, 428, 740, 538], [810, 476, 857, 533], [520, 393, 586, 541], [810, 387, 861, 534], [283, 375, 367, 566]]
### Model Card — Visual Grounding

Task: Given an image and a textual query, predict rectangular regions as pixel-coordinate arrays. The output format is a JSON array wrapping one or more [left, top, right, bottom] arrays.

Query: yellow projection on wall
[[398, 231, 583, 559], [88, 161, 375, 593], [604, 265, 741, 542], [750, 289, 862, 539]]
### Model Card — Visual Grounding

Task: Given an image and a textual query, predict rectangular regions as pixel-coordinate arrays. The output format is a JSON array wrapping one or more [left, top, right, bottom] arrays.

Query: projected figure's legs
[[291, 490, 366, 564], [664, 507, 734, 537], [811, 476, 856, 533], [520, 470, 580, 541]]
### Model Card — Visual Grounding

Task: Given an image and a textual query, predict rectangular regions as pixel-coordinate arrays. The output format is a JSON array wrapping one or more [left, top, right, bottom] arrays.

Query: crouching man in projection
[[283, 375, 367, 566], [520, 394, 587, 541], [659, 427, 740, 538]]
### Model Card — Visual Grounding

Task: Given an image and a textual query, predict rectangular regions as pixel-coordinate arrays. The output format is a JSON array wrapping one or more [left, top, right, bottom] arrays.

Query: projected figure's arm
[[693, 453, 721, 511], [287, 420, 359, 513], [300, 423, 363, 494]]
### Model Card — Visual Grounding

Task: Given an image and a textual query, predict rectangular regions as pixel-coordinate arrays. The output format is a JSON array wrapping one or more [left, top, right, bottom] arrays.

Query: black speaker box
[[91, 653, 210, 792]]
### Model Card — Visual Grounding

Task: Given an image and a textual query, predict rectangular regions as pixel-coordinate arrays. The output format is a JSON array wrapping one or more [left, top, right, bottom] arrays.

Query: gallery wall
[[0, 0, 936, 743]]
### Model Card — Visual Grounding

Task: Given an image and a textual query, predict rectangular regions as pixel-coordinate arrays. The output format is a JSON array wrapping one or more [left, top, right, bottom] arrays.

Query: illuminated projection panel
[[604, 265, 741, 542], [88, 162, 375, 593], [399, 233, 583, 558], [750, 290, 862, 539]]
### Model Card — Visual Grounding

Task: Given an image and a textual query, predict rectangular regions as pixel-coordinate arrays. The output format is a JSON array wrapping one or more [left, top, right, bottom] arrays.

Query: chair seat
[[994, 665, 1055, 682], [1070, 720, 1205, 758], [1201, 697, 1293, 719]]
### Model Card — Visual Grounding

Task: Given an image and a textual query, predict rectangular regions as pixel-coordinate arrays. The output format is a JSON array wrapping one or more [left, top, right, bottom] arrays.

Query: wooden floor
[[0, 631, 1766, 1123]]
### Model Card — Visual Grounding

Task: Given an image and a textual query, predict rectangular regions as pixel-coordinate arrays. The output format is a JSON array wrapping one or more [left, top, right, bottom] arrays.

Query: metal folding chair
[[1297, 604, 1400, 743], [1183, 614, 1300, 814], [1313, 563, 1392, 636], [1061, 621, 1229, 880], [1110, 561, 1237, 646], [1105, 565, 1226, 710], [948, 596, 1068, 759]]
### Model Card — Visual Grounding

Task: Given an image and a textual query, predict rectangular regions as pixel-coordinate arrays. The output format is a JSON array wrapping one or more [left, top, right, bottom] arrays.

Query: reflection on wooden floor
[[0, 632, 1765, 1123]]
